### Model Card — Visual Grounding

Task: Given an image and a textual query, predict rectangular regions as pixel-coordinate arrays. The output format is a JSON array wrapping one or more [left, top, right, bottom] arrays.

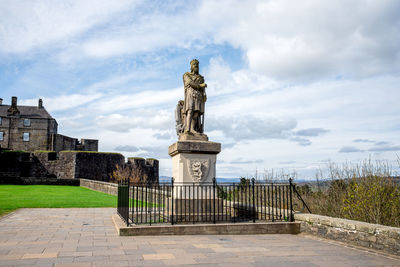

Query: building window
[[0, 117, 2, 125], [23, 132, 30, 142], [0, 132, 3, 141], [23, 118, 31, 127]]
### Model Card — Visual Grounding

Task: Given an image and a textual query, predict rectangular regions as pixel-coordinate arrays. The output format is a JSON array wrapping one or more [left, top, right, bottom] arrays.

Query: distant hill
[[294, 176, 400, 191], [159, 176, 241, 184], [160, 176, 400, 186]]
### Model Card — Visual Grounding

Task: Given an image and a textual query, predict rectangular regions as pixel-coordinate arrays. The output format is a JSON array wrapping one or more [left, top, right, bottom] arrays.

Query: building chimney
[[11, 96, 17, 107], [7, 96, 20, 116], [38, 98, 43, 108], [0, 98, 3, 105]]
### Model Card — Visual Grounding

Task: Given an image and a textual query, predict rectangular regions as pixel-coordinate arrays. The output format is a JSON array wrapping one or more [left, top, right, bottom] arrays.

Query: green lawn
[[0, 185, 117, 217]]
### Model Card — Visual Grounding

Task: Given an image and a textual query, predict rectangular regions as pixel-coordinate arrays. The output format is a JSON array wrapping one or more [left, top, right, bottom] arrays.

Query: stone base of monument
[[167, 198, 227, 223], [168, 198, 224, 214], [168, 136, 222, 223], [169, 214, 231, 223], [168, 140, 221, 184], [112, 214, 301, 236], [168, 198, 224, 213]]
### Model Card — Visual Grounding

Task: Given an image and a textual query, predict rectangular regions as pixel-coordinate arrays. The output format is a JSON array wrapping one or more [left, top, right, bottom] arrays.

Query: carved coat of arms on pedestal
[[187, 159, 210, 182]]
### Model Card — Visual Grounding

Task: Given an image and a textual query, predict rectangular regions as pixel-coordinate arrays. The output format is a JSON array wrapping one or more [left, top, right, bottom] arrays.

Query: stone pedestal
[[168, 139, 222, 223], [168, 140, 221, 185]]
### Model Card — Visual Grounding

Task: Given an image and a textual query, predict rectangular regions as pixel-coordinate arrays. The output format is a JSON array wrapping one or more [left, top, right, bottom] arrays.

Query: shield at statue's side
[[187, 159, 210, 182]]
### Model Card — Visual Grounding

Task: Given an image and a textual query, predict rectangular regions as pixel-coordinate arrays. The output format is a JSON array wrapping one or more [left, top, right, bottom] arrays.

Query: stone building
[[0, 96, 98, 152]]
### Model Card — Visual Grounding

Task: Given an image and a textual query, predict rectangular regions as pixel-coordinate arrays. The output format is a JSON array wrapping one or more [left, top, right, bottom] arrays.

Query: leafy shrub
[[343, 176, 400, 226], [292, 158, 400, 227], [110, 163, 154, 185]]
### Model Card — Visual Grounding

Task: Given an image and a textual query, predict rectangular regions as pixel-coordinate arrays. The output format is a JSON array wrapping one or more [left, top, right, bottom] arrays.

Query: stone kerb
[[295, 213, 400, 256]]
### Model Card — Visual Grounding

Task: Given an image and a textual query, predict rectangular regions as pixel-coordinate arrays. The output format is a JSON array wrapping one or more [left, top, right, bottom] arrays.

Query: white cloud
[[56, 5, 209, 61], [3, 0, 400, 81], [353, 139, 375, 143], [153, 132, 174, 140], [369, 145, 400, 152], [19, 93, 103, 112], [339, 146, 364, 153], [208, 115, 297, 142], [0, 0, 139, 54], [199, 0, 400, 80], [205, 57, 279, 97], [114, 145, 139, 152], [96, 110, 172, 132], [86, 88, 180, 113], [296, 128, 329, 137]]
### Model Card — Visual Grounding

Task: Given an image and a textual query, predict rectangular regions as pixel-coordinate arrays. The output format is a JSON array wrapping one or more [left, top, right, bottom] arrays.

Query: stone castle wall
[[53, 134, 77, 151], [30, 151, 124, 180], [75, 152, 125, 181], [31, 152, 76, 178], [0, 151, 158, 184], [0, 151, 31, 177], [80, 139, 98, 152], [53, 135, 98, 152]]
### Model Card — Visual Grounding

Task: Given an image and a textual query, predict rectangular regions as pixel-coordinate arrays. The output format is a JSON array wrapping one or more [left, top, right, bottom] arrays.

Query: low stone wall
[[80, 179, 118, 195], [80, 179, 169, 199], [295, 213, 400, 256]]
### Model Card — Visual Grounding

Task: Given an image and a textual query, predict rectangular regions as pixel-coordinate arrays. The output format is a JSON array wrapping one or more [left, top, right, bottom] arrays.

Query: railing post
[[117, 180, 120, 216], [121, 179, 124, 222], [252, 178, 256, 223], [127, 178, 130, 226], [122, 179, 125, 223], [213, 177, 216, 224], [171, 177, 174, 225], [271, 182, 275, 222], [289, 178, 294, 222]]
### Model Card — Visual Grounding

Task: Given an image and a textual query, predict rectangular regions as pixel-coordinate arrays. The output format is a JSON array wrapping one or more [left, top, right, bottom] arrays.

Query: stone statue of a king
[[175, 59, 208, 141], [169, 59, 221, 185]]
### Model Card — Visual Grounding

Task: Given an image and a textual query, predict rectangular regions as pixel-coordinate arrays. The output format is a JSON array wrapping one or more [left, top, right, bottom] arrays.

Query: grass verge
[[0, 185, 118, 217]]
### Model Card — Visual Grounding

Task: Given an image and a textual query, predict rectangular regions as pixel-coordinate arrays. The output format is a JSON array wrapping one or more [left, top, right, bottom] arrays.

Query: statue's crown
[[190, 59, 199, 65]]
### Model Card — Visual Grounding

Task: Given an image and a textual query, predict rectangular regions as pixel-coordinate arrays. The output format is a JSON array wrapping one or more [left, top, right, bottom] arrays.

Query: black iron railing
[[117, 178, 295, 226]]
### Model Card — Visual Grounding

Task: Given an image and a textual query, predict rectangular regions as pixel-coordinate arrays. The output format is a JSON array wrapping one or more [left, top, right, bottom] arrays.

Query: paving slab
[[0, 208, 399, 266]]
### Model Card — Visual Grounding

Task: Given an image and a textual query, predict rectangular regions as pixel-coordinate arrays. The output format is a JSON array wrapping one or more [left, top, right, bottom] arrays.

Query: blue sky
[[1, 0, 400, 179]]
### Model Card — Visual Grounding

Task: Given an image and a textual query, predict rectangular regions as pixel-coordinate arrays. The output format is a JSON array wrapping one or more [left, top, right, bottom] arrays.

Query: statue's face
[[191, 62, 199, 74]]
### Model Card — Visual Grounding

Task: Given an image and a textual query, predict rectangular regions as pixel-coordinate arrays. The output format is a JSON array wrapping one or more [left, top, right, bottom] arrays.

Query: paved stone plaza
[[0, 208, 399, 266]]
